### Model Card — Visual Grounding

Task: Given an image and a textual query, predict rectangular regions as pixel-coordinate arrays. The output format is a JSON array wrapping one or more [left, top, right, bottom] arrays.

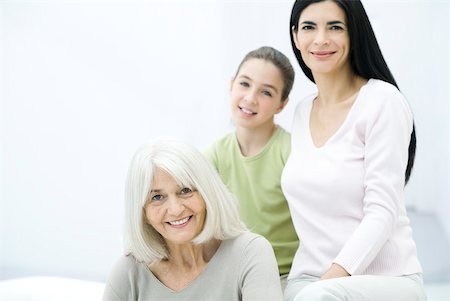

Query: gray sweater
[[102, 232, 283, 301]]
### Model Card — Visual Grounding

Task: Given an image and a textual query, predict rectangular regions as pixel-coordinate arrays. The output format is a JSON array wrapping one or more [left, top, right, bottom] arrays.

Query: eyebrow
[[328, 20, 346, 26], [300, 20, 346, 26], [238, 75, 279, 94]]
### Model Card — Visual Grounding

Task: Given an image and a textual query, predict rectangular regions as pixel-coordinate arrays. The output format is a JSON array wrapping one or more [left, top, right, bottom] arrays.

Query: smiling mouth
[[239, 106, 257, 115], [311, 51, 336, 57], [167, 216, 192, 226]]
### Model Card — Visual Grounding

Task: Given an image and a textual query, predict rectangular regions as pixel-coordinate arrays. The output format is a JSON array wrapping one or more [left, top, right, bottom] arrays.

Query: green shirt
[[205, 126, 299, 275]]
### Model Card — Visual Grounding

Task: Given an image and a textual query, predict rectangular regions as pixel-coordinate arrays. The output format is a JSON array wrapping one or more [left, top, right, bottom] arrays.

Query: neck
[[165, 239, 220, 271], [149, 239, 221, 292], [235, 122, 277, 157], [313, 69, 367, 105]]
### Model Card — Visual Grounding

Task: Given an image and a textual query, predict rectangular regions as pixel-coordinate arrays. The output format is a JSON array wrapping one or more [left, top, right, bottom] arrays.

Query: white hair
[[123, 138, 247, 263]]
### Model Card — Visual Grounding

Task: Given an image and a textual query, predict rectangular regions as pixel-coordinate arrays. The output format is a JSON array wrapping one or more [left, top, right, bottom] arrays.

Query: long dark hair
[[290, 0, 416, 184]]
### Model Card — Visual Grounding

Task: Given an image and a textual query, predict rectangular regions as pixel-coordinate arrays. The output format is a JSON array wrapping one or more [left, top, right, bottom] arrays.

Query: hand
[[321, 263, 350, 280]]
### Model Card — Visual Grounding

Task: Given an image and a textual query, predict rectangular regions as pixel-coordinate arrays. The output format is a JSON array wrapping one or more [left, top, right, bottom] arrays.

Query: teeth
[[241, 107, 256, 115], [169, 216, 190, 226]]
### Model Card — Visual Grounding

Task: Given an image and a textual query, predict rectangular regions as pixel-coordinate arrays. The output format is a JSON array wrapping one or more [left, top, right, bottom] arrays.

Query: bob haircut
[[289, 0, 416, 184], [123, 138, 247, 263]]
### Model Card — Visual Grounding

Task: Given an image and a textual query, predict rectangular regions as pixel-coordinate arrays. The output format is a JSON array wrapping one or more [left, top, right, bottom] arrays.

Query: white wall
[[365, 1, 450, 237], [0, 0, 449, 282], [0, 3, 4, 274], [447, 2, 450, 241]]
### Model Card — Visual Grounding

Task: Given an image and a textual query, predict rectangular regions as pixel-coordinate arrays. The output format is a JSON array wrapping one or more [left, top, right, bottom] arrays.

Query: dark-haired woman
[[281, 0, 426, 300]]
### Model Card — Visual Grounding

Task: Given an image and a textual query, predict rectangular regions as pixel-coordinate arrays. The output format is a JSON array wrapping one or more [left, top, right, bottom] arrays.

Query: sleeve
[[239, 235, 283, 301], [280, 129, 292, 164], [102, 256, 134, 301], [334, 86, 413, 275], [102, 282, 124, 301]]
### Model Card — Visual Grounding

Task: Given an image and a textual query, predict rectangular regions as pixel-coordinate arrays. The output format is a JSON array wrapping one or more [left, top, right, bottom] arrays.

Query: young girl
[[282, 1, 425, 300], [205, 46, 299, 288]]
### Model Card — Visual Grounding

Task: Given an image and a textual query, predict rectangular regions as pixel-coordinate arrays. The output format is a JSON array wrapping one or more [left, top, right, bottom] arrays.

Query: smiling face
[[144, 168, 206, 248], [292, 0, 351, 77], [230, 58, 287, 131]]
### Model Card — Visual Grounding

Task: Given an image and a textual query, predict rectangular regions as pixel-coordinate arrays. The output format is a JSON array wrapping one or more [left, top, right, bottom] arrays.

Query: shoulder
[[111, 254, 141, 274], [360, 79, 412, 119], [294, 92, 316, 113], [225, 232, 273, 255], [105, 255, 146, 289], [364, 79, 399, 96], [210, 132, 236, 148], [356, 79, 413, 140], [226, 233, 277, 274], [292, 93, 315, 126], [276, 126, 291, 141], [362, 79, 408, 107], [103, 255, 144, 300], [226, 234, 282, 300], [204, 132, 236, 158], [271, 126, 291, 159]]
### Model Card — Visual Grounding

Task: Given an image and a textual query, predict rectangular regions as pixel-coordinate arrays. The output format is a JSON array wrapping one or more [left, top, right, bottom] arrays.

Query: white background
[[1, 0, 449, 282]]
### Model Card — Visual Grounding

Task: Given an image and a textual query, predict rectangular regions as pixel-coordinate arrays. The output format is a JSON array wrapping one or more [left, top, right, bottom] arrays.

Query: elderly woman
[[102, 139, 282, 301]]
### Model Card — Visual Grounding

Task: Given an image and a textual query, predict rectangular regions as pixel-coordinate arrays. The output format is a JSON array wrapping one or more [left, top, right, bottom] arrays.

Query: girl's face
[[144, 168, 206, 248], [292, 0, 351, 77], [230, 58, 287, 130]]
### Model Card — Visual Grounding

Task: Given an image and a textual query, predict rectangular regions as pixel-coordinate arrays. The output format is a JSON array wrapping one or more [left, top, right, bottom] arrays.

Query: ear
[[143, 205, 152, 225], [229, 77, 235, 92], [275, 97, 290, 114], [292, 26, 300, 50]]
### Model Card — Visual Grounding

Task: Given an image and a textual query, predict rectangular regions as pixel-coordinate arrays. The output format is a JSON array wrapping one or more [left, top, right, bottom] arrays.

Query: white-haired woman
[[102, 139, 283, 301]]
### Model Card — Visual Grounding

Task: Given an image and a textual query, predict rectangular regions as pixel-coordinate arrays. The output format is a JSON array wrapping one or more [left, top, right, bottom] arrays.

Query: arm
[[102, 256, 135, 301], [102, 281, 125, 301], [240, 236, 283, 301], [331, 86, 413, 276], [321, 263, 350, 280]]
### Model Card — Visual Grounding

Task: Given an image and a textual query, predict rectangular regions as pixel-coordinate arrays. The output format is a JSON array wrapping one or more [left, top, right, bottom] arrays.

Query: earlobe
[[276, 98, 289, 113]]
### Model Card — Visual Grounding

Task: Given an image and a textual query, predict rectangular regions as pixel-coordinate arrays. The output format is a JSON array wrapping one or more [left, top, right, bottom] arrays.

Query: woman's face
[[292, 0, 351, 77], [144, 168, 206, 247]]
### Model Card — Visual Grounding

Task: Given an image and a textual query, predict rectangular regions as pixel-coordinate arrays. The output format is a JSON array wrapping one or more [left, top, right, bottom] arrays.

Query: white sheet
[[0, 276, 105, 301]]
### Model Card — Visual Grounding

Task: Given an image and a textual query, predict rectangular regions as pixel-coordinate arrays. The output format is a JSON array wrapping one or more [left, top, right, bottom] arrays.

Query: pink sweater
[[282, 79, 422, 279]]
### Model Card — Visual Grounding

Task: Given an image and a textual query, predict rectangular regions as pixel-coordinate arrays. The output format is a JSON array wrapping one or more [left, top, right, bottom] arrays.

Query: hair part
[[123, 139, 247, 263], [289, 0, 416, 184], [234, 46, 295, 102]]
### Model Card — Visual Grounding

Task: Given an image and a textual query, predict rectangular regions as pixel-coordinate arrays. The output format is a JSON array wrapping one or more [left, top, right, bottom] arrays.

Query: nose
[[244, 88, 257, 104], [166, 196, 185, 216], [314, 28, 329, 46]]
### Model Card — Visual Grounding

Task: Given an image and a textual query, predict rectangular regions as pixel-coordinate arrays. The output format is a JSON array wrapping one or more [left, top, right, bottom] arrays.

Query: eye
[[330, 25, 344, 31], [301, 25, 314, 31], [262, 90, 273, 97], [151, 194, 164, 202], [239, 81, 250, 88], [179, 187, 193, 195]]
